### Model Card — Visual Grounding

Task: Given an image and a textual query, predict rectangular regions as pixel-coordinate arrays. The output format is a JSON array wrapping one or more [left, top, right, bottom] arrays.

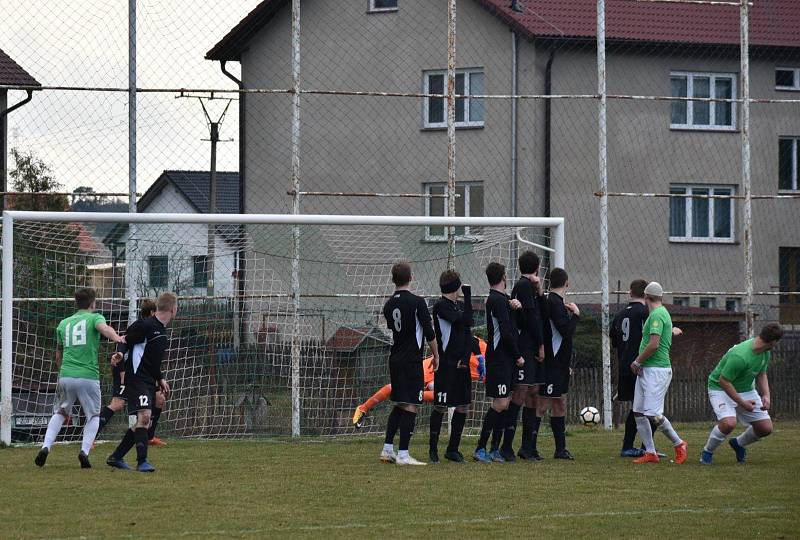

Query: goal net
[[1, 211, 564, 444]]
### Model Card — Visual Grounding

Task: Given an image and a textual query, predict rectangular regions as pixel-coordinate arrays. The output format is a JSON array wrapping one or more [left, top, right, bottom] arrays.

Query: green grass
[[2, 423, 800, 539]]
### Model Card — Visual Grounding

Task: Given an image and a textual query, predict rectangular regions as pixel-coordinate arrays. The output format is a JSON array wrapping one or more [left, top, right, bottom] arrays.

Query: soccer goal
[[0, 211, 564, 445]]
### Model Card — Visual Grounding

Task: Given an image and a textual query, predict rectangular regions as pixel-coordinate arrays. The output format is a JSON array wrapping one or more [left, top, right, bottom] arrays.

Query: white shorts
[[708, 389, 770, 424], [632, 367, 672, 416], [54, 377, 101, 418]]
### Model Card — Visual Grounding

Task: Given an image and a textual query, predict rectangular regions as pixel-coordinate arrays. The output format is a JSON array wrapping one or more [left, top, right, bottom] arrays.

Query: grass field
[[2, 422, 799, 539]]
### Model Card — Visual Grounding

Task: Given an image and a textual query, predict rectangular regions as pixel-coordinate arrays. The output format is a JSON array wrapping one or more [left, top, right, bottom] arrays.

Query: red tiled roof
[[207, 0, 800, 61], [325, 326, 390, 352], [477, 0, 800, 47], [0, 48, 40, 87]]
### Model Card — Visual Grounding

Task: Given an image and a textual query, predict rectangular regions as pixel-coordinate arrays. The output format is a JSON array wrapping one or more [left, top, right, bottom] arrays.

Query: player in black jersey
[[497, 251, 546, 462], [380, 262, 439, 466], [535, 268, 579, 460], [94, 299, 156, 444], [106, 292, 176, 472], [429, 269, 474, 464], [474, 262, 524, 464]]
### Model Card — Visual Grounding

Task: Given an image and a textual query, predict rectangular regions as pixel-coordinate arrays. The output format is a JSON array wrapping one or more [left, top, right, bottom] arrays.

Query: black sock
[[491, 410, 506, 451], [112, 429, 135, 460], [384, 406, 402, 445], [502, 402, 522, 453], [398, 410, 417, 452], [134, 427, 149, 465], [429, 409, 444, 452], [96, 406, 116, 437], [447, 411, 467, 454], [623, 409, 637, 450], [521, 407, 535, 452], [551, 416, 566, 452], [531, 415, 542, 451], [477, 408, 498, 450], [148, 407, 162, 440]]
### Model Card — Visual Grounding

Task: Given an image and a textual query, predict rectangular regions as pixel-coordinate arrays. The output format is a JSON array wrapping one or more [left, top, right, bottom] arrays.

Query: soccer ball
[[579, 406, 600, 426]]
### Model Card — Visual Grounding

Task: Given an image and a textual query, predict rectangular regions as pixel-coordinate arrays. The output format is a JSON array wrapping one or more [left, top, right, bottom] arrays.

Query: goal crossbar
[[1, 211, 564, 444]]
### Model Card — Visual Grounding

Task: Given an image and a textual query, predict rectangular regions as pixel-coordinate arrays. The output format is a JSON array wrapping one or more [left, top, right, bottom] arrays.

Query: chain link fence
[[1, 0, 798, 441]]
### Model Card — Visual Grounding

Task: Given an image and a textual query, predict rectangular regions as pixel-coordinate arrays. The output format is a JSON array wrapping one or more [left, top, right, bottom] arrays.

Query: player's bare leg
[[729, 418, 773, 464]]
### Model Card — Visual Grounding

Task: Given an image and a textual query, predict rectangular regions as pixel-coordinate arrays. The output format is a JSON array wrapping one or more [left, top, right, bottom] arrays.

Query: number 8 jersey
[[382, 290, 435, 363], [56, 310, 107, 380]]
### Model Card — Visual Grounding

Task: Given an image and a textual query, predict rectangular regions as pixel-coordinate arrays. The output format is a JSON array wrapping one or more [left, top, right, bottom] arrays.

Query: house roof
[[138, 170, 240, 214], [477, 0, 800, 47], [325, 325, 391, 353], [0, 48, 40, 87], [207, 0, 800, 61]]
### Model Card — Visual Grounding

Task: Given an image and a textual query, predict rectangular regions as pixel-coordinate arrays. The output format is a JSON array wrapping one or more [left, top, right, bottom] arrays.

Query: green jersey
[[708, 338, 769, 392], [638, 305, 672, 368], [56, 310, 107, 380]]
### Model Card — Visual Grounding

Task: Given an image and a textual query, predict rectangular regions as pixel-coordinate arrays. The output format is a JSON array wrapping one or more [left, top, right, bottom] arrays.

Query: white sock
[[736, 425, 761, 447], [635, 416, 656, 454], [657, 416, 683, 447], [704, 425, 727, 453], [397, 450, 409, 459], [81, 416, 100, 455], [383, 443, 394, 453], [42, 414, 66, 450]]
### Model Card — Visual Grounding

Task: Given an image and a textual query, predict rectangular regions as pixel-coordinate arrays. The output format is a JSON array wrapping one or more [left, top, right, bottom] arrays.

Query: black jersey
[[432, 290, 473, 367], [119, 316, 169, 384], [485, 289, 521, 362], [511, 276, 544, 357], [611, 301, 648, 370], [382, 289, 435, 363], [543, 292, 579, 368]]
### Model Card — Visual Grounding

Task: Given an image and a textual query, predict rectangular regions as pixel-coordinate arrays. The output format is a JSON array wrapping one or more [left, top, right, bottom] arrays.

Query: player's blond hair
[[157, 292, 178, 312]]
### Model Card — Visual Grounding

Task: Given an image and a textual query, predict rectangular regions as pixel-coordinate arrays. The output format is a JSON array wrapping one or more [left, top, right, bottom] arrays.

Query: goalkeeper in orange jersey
[[352, 337, 487, 428]]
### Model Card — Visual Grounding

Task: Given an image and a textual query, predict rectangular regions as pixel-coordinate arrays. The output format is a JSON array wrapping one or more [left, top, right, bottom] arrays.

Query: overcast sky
[[1, 0, 263, 196]]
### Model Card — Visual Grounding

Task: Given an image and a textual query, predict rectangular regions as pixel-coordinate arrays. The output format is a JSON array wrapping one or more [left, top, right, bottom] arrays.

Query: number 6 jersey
[[382, 290, 435, 364]]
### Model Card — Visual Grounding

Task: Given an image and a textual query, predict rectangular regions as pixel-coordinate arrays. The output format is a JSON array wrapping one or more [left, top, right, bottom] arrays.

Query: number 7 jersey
[[382, 290, 435, 363], [56, 310, 107, 380]]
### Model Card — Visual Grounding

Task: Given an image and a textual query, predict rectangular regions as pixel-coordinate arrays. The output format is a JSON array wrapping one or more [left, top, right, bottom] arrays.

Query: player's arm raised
[[631, 334, 660, 376], [756, 371, 770, 410]]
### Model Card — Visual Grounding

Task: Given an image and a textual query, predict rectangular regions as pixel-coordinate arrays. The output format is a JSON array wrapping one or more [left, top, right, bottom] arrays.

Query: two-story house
[[206, 0, 800, 325]]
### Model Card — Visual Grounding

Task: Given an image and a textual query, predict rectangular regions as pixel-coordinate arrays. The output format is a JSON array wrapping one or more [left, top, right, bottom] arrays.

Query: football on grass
[[579, 406, 600, 426]]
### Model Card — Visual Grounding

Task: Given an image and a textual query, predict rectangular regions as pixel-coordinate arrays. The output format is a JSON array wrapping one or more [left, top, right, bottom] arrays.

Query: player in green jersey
[[701, 323, 783, 465], [34, 288, 124, 469]]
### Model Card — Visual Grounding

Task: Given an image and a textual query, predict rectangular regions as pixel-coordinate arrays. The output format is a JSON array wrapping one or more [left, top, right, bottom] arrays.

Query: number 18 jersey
[[56, 310, 106, 380], [382, 290, 435, 363]]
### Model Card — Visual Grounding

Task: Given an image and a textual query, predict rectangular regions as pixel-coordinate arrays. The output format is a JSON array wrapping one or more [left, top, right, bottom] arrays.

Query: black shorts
[[485, 358, 513, 399], [617, 373, 636, 402], [433, 361, 472, 407], [125, 375, 156, 414], [111, 364, 127, 400], [514, 352, 545, 387], [389, 361, 424, 405], [539, 363, 570, 398]]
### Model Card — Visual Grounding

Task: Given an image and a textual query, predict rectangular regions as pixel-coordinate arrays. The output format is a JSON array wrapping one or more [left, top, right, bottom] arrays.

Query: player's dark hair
[[485, 262, 506, 286], [74, 288, 96, 309], [630, 279, 647, 299], [549, 268, 568, 289], [759, 323, 783, 343], [439, 269, 461, 289], [518, 251, 540, 274], [391, 261, 412, 287], [157, 292, 178, 312], [139, 298, 157, 319]]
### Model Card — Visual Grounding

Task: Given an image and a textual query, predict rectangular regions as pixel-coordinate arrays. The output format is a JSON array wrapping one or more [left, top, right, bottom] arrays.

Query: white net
[[4, 215, 558, 441]]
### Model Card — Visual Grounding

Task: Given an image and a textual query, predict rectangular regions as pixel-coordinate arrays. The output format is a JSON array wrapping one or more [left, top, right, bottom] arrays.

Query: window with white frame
[[699, 297, 717, 309], [424, 182, 484, 240], [779, 137, 800, 191], [423, 69, 485, 128], [775, 67, 800, 91], [672, 296, 690, 308], [669, 185, 735, 242], [670, 72, 736, 130], [725, 298, 741, 312]]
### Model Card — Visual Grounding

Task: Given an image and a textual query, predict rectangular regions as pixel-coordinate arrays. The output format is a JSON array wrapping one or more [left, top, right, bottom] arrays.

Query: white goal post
[[1, 210, 564, 445]]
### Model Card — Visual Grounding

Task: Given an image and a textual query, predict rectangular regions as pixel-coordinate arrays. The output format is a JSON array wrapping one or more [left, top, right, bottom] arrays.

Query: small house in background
[[325, 324, 391, 384]]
